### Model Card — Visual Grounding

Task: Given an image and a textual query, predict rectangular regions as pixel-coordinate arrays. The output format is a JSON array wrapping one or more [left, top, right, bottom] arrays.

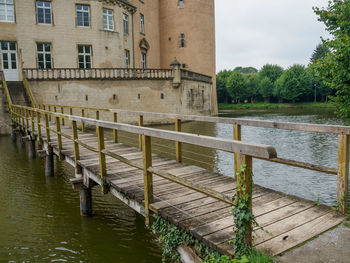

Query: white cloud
[[215, 0, 330, 72]]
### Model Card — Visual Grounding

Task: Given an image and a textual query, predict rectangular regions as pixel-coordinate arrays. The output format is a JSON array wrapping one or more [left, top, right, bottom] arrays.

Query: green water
[[0, 137, 162, 262], [0, 108, 348, 262]]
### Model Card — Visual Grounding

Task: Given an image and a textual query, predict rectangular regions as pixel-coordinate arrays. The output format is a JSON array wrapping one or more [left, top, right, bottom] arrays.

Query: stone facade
[[28, 77, 214, 124]]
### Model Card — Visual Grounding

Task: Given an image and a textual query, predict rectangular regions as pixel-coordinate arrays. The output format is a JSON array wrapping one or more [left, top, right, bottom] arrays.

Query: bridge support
[[28, 139, 36, 159], [11, 125, 17, 143], [45, 146, 54, 176], [80, 187, 93, 216], [19, 133, 26, 148], [71, 176, 94, 216]]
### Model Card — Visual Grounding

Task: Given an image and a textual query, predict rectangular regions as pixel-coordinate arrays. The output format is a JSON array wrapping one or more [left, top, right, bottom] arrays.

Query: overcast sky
[[215, 0, 330, 72]]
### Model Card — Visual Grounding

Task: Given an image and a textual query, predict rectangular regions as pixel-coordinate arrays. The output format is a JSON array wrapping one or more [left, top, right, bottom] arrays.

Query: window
[[103, 8, 114, 31], [37, 43, 52, 69], [78, 45, 92, 69], [1, 41, 17, 70], [180, 33, 185, 48], [0, 0, 15, 22], [141, 52, 146, 70], [76, 5, 90, 27], [140, 13, 145, 34], [125, 49, 130, 68], [123, 13, 129, 34], [36, 1, 52, 24], [179, 0, 184, 8]]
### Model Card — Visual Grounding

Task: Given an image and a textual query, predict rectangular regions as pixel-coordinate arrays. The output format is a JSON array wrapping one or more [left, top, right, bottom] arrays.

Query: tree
[[259, 77, 274, 103], [226, 71, 248, 103], [258, 64, 284, 102], [313, 0, 350, 120], [278, 65, 313, 103], [259, 64, 284, 83], [245, 73, 259, 103], [216, 70, 232, 103], [310, 43, 330, 64], [234, 66, 259, 74]]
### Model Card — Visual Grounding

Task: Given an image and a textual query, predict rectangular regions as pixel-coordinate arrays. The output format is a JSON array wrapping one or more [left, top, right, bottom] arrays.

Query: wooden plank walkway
[[33, 122, 347, 257]]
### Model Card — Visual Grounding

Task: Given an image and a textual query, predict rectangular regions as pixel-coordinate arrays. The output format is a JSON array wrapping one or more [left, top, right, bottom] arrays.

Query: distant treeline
[[217, 63, 333, 104]]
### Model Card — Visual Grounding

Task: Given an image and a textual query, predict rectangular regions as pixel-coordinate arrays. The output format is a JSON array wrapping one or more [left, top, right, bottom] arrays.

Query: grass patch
[[343, 221, 350, 228], [218, 102, 336, 110]]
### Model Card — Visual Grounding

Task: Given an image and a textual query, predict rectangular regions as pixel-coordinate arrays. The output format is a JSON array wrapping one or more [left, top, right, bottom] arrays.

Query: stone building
[[0, 0, 217, 119]]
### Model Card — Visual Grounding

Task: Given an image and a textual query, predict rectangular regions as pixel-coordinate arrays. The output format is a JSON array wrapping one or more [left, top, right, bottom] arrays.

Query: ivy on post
[[232, 155, 253, 259], [233, 124, 242, 179], [337, 134, 349, 213], [142, 135, 153, 225]]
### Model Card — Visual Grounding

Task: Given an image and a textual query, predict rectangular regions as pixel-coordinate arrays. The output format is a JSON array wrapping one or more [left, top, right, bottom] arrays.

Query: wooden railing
[[10, 103, 278, 244], [23, 68, 174, 81], [37, 103, 350, 214], [0, 71, 12, 108]]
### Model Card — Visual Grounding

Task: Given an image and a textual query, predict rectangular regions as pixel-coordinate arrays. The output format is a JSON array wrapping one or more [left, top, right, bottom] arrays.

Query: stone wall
[[28, 79, 214, 124]]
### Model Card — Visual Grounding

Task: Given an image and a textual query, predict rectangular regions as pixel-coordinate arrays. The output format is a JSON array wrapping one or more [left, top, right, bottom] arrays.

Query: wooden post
[[30, 110, 35, 136], [44, 113, 54, 176], [142, 135, 153, 225], [72, 120, 82, 175], [175, 118, 182, 163], [81, 109, 85, 132], [28, 138, 36, 159], [80, 187, 93, 216], [36, 111, 42, 147], [113, 112, 118, 143], [337, 134, 349, 214], [25, 109, 29, 133], [138, 115, 143, 150], [61, 107, 65, 126], [48, 105, 51, 121], [236, 154, 253, 247], [234, 124, 242, 179], [97, 125, 107, 193], [55, 116, 63, 160]]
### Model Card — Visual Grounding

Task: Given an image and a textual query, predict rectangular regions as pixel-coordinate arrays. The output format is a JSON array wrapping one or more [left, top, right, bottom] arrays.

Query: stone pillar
[[45, 146, 54, 176], [80, 187, 93, 216], [171, 58, 182, 88]]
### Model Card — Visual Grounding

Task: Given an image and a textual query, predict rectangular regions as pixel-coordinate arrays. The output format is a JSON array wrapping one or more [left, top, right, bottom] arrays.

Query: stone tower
[[159, 0, 217, 111]]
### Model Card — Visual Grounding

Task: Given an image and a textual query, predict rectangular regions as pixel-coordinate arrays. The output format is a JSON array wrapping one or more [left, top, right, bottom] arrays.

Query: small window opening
[[85, 95, 88, 101], [113, 94, 117, 100], [161, 93, 164, 99], [138, 94, 141, 99], [180, 34, 185, 48]]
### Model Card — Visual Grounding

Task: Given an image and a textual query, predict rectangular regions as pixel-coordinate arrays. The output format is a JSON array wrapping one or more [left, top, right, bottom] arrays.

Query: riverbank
[[218, 102, 335, 110]]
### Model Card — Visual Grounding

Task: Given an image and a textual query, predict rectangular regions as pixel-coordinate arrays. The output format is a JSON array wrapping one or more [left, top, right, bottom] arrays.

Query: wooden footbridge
[[5, 102, 348, 258], [1, 70, 349, 258]]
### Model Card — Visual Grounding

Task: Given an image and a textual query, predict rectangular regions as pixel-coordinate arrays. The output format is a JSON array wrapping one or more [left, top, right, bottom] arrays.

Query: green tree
[[259, 77, 274, 103], [216, 70, 232, 103], [258, 64, 284, 102], [226, 71, 248, 103], [234, 66, 259, 74], [278, 65, 313, 103], [310, 43, 330, 64], [313, 0, 350, 120], [245, 73, 259, 103]]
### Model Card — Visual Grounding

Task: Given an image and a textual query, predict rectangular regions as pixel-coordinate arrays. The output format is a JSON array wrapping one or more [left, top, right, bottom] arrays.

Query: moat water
[[0, 108, 348, 262]]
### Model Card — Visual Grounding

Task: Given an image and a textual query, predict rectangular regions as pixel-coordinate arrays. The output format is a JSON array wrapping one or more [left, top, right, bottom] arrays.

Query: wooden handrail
[[0, 71, 12, 108], [40, 103, 350, 135]]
